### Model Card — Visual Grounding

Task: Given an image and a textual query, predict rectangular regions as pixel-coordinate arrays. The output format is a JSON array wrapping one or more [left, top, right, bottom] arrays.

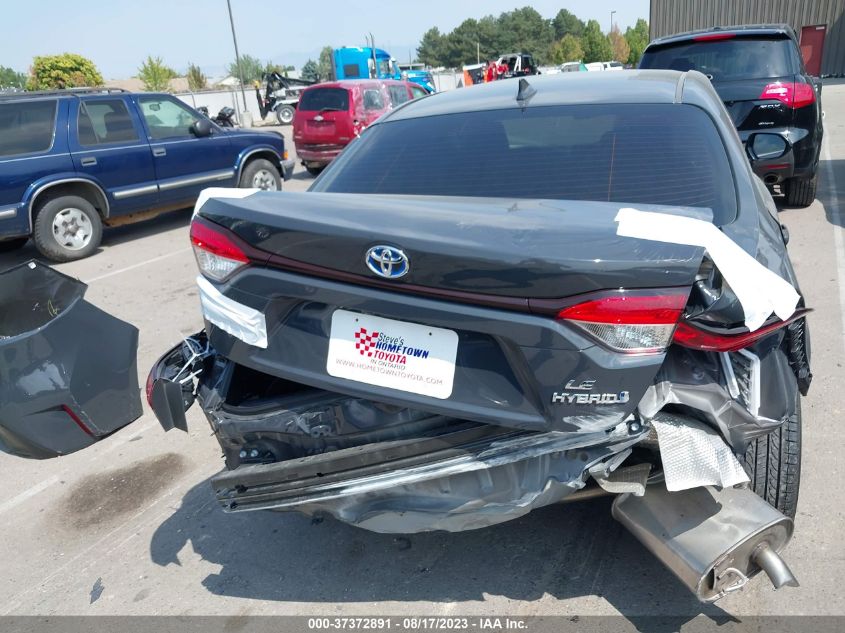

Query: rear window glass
[[0, 100, 57, 157], [640, 37, 799, 80], [314, 104, 737, 224], [299, 88, 350, 112]]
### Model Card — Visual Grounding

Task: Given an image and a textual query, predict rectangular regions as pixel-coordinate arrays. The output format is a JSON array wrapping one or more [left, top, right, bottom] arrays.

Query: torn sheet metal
[[193, 187, 258, 218], [212, 423, 648, 532], [652, 414, 749, 492], [196, 275, 268, 349], [615, 207, 799, 331], [638, 344, 796, 452]]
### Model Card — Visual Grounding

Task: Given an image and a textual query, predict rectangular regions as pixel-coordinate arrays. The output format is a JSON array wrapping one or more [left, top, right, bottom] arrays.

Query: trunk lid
[[712, 76, 796, 132], [198, 192, 709, 300]]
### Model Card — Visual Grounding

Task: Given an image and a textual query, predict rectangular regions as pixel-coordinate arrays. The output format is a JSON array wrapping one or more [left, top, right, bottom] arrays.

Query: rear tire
[[0, 237, 28, 252], [306, 165, 325, 176], [275, 105, 296, 125], [784, 174, 817, 207], [741, 389, 801, 518], [32, 195, 102, 262]]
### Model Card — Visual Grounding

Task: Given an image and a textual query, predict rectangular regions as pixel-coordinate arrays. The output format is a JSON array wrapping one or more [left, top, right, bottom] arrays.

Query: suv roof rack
[[0, 87, 129, 100]]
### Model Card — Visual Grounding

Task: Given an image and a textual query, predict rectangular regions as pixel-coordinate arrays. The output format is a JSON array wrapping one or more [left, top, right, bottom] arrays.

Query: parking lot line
[[821, 126, 845, 352], [83, 247, 191, 284], [0, 475, 60, 517]]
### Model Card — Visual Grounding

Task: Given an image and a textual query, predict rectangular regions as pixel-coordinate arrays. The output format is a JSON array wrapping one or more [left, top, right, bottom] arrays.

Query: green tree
[[227, 53, 264, 84], [263, 62, 294, 76], [496, 7, 554, 65], [552, 9, 585, 40], [624, 18, 650, 65], [443, 19, 482, 67], [186, 62, 207, 91], [549, 34, 584, 64], [301, 59, 319, 82], [609, 26, 630, 63], [581, 20, 613, 63], [138, 56, 176, 92], [317, 46, 333, 81], [417, 27, 447, 67], [0, 66, 26, 89], [27, 53, 103, 90]]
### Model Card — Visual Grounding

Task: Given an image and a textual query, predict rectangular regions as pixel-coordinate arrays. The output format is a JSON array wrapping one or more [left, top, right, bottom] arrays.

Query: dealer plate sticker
[[326, 309, 458, 399]]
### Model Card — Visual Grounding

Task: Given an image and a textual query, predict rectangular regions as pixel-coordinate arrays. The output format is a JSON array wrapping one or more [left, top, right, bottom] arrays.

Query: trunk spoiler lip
[[193, 214, 697, 317]]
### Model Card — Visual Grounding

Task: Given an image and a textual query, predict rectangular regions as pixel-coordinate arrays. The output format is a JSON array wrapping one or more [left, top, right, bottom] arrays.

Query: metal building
[[649, 0, 845, 76]]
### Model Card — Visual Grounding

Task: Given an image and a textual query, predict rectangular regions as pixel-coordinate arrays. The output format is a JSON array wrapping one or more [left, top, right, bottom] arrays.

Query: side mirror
[[746, 133, 789, 162], [190, 118, 213, 138]]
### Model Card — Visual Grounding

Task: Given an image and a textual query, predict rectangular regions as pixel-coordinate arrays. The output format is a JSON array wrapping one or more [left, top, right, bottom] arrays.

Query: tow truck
[[256, 72, 317, 125]]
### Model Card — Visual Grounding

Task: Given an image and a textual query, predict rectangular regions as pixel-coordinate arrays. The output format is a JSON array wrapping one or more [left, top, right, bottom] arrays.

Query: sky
[[3, 0, 649, 79]]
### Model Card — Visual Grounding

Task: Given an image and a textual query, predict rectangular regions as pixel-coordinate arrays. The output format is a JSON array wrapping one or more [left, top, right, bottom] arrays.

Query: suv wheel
[[784, 175, 817, 207], [306, 164, 325, 176], [741, 386, 802, 518], [33, 195, 103, 262], [275, 105, 296, 125], [0, 237, 28, 252], [240, 159, 281, 191]]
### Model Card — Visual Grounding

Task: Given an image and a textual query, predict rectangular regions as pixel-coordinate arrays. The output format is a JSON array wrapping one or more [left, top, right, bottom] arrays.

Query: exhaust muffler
[[612, 484, 798, 602]]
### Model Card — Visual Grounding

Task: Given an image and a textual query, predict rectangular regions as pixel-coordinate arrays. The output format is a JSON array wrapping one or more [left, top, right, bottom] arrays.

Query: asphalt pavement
[[1, 98, 845, 621]]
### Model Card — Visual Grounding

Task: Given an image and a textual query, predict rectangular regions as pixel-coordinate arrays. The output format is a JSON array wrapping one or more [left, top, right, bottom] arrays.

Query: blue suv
[[0, 88, 294, 261]]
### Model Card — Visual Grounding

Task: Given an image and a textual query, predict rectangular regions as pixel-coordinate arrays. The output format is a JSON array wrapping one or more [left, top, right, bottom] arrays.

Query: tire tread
[[785, 175, 817, 207], [742, 397, 801, 518]]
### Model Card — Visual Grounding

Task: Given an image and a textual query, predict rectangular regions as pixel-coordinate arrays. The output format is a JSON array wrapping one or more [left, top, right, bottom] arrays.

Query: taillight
[[145, 369, 155, 407], [672, 309, 810, 352], [190, 218, 249, 281], [760, 81, 816, 109], [556, 290, 688, 354], [693, 32, 736, 41]]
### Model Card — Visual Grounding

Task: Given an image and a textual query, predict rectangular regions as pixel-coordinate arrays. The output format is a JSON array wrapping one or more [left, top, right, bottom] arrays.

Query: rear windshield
[[640, 36, 799, 80], [299, 88, 350, 112], [0, 100, 57, 157], [313, 104, 737, 224]]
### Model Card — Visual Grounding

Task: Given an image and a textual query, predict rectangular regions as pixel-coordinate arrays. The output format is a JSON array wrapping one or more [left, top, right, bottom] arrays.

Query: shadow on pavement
[[0, 207, 193, 270], [150, 478, 733, 628], [816, 158, 845, 229]]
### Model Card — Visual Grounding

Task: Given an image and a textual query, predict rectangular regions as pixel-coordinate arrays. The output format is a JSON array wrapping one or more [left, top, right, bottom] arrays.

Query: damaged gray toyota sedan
[[52, 71, 816, 601]]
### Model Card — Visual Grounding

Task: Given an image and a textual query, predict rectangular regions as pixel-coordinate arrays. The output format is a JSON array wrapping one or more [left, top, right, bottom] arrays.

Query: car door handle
[[80, 157, 97, 167], [153, 148, 167, 157]]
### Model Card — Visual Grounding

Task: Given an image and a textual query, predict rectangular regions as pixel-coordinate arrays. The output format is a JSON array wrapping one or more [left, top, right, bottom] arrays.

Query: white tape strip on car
[[196, 275, 268, 349], [615, 207, 800, 331], [193, 187, 259, 217]]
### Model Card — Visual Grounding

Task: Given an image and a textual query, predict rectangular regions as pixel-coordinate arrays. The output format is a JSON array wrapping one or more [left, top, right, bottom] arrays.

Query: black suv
[[640, 25, 823, 207]]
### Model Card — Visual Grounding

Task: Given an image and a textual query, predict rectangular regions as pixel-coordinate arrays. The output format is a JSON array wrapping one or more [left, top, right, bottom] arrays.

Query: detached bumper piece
[[212, 422, 647, 533], [0, 261, 142, 458]]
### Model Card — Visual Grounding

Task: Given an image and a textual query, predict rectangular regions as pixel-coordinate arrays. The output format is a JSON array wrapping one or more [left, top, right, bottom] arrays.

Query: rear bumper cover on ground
[[0, 261, 142, 458]]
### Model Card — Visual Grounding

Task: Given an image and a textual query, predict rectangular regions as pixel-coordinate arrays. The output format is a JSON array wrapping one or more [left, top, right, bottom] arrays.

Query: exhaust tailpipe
[[612, 484, 798, 602]]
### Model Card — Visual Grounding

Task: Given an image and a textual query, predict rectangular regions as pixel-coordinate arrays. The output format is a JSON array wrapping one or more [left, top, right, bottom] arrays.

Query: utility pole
[[610, 10, 616, 34], [477, 42, 480, 64], [226, 0, 248, 112]]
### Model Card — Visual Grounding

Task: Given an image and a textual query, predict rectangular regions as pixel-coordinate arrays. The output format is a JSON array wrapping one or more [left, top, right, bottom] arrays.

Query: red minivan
[[293, 80, 426, 175]]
